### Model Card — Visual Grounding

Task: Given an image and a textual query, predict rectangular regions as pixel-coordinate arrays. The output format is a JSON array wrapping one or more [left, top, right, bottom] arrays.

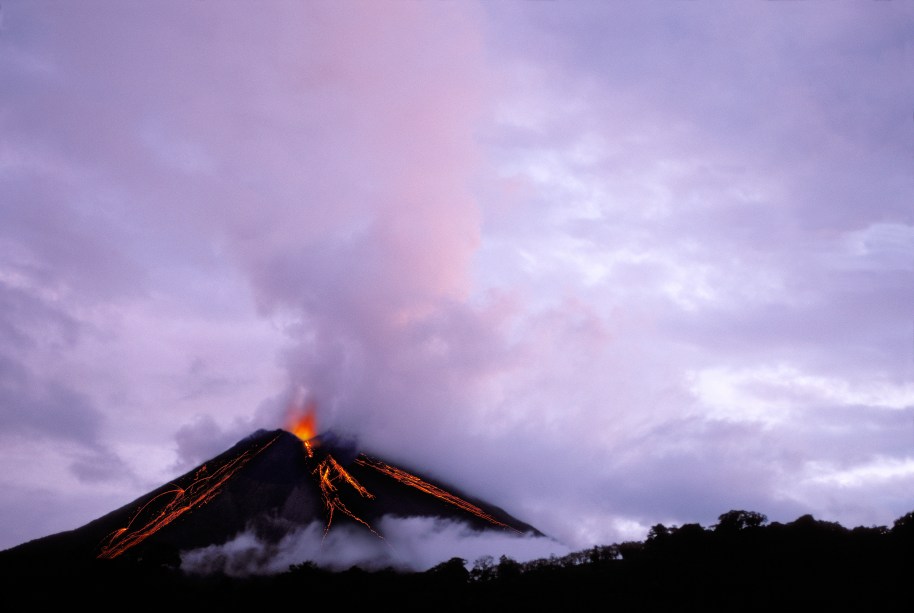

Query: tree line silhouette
[[5, 509, 914, 611]]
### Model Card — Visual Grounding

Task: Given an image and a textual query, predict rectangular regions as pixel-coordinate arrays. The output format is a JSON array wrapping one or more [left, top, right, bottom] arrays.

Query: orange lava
[[287, 400, 318, 458], [314, 455, 381, 540], [96, 433, 281, 559], [355, 455, 520, 533]]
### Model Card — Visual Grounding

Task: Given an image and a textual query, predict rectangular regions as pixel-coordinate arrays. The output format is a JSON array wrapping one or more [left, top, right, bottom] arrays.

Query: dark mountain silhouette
[[0, 428, 541, 572]]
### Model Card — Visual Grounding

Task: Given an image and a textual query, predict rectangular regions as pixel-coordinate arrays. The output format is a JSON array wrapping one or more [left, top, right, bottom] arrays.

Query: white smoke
[[180, 516, 570, 577]]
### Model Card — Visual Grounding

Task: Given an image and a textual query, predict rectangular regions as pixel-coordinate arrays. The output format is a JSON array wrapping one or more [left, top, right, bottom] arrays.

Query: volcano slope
[[0, 428, 542, 573]]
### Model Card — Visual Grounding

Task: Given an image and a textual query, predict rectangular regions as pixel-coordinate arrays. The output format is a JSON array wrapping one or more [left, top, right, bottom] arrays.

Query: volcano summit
[[0, 424, 544, 574]]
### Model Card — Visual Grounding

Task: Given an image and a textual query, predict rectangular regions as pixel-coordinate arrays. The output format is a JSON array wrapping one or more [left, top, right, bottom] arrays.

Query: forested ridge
[[4, 509, 914, 611]]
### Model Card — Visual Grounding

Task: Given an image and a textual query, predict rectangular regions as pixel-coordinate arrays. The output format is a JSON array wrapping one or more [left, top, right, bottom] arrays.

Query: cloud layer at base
[[180, 515, 571, 577]]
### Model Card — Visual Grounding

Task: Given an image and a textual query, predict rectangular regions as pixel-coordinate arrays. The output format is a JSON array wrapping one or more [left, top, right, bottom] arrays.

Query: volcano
[[0, 424, 543, 573]]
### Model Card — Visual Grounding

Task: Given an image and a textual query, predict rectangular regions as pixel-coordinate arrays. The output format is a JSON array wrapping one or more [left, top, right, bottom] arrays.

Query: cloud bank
[[181, 517, 569, 576]]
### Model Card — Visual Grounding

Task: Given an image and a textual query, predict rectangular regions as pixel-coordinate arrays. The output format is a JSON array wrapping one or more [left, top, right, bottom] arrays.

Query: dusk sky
[[1, 0, 913, 566]]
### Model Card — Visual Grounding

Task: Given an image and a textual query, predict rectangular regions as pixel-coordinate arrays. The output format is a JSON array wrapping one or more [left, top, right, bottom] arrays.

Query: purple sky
[[1, 1, 913, 565]]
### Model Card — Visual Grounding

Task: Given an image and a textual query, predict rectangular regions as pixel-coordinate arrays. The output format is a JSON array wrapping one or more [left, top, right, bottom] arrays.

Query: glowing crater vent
[[287, 402, 318, 457]]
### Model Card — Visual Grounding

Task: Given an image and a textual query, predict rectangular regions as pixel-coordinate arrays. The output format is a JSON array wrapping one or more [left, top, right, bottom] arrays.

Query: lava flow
[[96, 433, 281, 560], [355, 455, 520, 533], [315, 455, 381, 539]]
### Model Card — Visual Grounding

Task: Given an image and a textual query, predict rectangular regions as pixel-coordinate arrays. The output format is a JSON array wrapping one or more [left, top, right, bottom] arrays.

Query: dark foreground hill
[[2, 509, 913, 611]]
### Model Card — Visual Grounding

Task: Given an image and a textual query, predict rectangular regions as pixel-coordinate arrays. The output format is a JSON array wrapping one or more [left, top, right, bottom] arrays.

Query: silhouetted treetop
[[714, 509, 768, 532]]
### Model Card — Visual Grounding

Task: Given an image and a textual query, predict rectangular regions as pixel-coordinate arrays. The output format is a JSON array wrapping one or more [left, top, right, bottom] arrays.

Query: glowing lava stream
[[96, 434, 281, 560], [314, 455, 382, 540], [355, 455, 521, 533]]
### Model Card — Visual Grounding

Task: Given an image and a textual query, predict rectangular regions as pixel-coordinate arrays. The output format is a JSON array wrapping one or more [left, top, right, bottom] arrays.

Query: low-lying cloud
[[181, 516, 570, 577]]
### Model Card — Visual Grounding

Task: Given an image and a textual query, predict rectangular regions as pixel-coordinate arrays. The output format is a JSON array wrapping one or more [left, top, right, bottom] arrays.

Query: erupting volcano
[[0, 404, 542, 572]]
